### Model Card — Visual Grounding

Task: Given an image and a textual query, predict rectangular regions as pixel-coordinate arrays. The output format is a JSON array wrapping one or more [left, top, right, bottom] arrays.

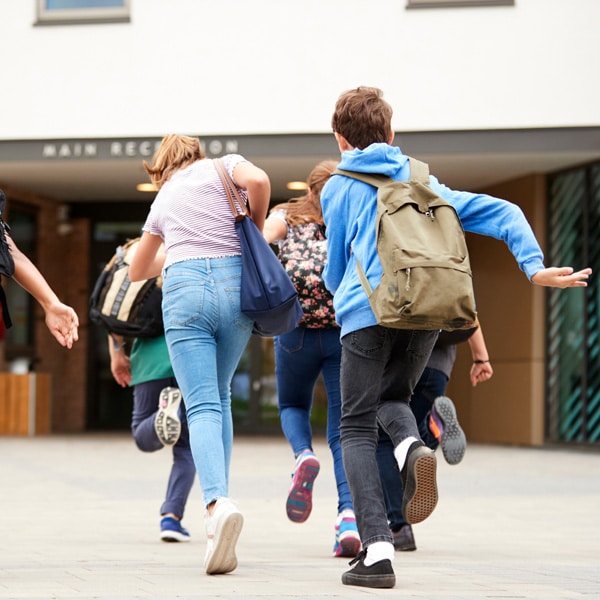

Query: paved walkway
[[0, 433, 598, 599]]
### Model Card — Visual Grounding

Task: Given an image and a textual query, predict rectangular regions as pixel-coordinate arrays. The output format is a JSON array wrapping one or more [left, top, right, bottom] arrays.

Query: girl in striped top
[[129, 134, 271, 576]]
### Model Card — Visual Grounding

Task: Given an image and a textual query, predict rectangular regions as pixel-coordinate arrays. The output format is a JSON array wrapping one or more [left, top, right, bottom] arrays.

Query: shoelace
[[348, 548, 367, 566]]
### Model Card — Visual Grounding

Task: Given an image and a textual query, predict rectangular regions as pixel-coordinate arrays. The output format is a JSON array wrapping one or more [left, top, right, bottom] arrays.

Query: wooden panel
[[0, 374, 51, 436]]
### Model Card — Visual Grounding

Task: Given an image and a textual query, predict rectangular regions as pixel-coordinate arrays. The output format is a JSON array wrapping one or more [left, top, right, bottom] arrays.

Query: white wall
[[1, 0, 598, 139]]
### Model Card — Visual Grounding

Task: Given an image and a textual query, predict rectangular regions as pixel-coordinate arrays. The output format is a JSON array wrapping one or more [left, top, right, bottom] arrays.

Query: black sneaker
[[341, 550, 396, 588], [400, 441, 438, 525], [392, 523, 417, 551]]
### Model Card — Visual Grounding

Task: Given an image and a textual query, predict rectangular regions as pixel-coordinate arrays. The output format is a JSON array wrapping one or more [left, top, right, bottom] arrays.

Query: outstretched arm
[[531, 266, 592, 288], [8, 236, 79, 348]]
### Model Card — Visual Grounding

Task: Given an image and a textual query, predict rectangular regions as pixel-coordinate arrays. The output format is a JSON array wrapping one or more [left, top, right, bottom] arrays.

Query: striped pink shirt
[[143, 154, 249, 268]]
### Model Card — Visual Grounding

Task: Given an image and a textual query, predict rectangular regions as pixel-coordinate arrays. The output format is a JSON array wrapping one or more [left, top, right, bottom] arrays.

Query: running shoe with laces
[[341, 549, 396, 589], [286, 450, 320, 523], [400, 441, 438, 525], [160, 516, 191, 543], [429, 395, 467, 465], [154, 387, 182, 446], [204, 497, 243, 575], [333, 510, 362, 558]]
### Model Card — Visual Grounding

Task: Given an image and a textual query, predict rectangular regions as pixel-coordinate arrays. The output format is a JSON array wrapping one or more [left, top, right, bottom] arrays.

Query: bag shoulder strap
[[214, 158, 251, 221], [333, 169, 388, 188], [407, 157, 430, 184], [333, 156, 431, 187]]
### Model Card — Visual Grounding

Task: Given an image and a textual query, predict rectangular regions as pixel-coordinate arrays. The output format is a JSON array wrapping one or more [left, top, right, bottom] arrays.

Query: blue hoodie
[[321, 143, 546, 338]]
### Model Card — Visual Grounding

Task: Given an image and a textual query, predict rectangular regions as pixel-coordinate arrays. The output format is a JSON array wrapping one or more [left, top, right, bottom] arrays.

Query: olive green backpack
[[334, 158, 477, 331]]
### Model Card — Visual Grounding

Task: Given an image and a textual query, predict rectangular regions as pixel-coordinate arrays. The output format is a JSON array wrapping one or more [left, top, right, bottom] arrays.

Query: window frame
[[35, 0, 130, 26], [407, 0, 514, 8]]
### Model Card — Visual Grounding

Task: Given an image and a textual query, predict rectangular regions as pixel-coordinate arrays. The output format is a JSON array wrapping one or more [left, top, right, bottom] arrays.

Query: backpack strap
[[334, 159, 431, 187], [407, 157, 430, 184], [333, 169, 389, 188]]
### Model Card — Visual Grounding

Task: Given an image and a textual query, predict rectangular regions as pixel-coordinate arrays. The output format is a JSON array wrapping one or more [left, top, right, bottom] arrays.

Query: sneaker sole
[[155, 387, 182, 446], [342, 571, 396, 588], [160, 530, 191, 543], [205, 512, 243, 575], [286, 456, 320, 523], [402, 447, 438, 525], [334, 531, 362, 558], [434, 396, 466, 465]]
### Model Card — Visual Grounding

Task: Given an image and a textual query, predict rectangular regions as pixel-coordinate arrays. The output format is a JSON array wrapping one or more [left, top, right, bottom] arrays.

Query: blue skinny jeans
[[275, 326, 353, 514], [162, 257, 253, 508]]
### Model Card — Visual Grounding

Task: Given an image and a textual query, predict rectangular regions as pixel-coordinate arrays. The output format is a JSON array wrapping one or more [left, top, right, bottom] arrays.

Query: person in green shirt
[[109, 333, 195, 542]]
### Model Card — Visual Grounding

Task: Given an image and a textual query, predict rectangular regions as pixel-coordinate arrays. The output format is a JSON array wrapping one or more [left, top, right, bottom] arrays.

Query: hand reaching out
[[44, 301, 79, 349], [532, 267, 592, 288]]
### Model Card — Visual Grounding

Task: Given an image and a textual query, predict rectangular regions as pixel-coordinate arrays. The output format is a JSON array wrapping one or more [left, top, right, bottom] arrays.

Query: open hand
[[532, 267, 592, 288]]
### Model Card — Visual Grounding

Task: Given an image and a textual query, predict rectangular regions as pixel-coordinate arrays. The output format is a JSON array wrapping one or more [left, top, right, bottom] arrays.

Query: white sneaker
[[154, 387, 182, 446], [204, 497, 243, 575]]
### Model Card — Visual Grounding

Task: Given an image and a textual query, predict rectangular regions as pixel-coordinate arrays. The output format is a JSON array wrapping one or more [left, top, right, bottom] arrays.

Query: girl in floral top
[[263, 160, 361, 558]]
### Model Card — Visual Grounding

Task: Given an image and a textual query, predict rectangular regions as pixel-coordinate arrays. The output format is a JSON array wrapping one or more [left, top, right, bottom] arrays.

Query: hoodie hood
[[338, 143, 410, 179]]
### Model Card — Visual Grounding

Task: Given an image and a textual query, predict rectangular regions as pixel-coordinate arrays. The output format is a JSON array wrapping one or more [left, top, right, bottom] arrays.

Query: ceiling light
[[286, 181, 308, 191], [136, 183, 157, 192]]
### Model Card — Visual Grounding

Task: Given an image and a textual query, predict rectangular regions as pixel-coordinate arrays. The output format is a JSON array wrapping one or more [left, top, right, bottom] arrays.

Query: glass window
[[546, 162, 600, 444], [407, 0, 514, 8], [36, 0, 130, 25]]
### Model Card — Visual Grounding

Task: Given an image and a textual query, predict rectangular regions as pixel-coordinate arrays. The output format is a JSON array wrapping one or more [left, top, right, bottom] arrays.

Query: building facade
[[0, 0, 598, 446]]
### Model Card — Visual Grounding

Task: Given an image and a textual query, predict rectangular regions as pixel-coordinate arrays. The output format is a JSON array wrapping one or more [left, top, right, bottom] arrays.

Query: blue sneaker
[[160, 516, 191, 543], [333, 510, 362, 558]]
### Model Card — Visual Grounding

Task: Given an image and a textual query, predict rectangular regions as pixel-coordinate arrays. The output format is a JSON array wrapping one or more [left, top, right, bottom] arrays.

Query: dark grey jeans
[[340, 325, 438, 547]]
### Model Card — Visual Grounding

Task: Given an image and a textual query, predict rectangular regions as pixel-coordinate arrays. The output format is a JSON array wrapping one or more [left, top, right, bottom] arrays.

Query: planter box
[[0, 373, 51, 436]]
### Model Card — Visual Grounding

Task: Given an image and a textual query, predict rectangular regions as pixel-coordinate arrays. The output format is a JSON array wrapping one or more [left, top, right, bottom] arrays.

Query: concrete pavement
[[0, 433, 599, 599]]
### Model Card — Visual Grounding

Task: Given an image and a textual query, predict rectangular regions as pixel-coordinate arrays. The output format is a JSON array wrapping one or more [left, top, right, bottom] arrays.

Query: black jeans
[[340, 325, 438, 547]]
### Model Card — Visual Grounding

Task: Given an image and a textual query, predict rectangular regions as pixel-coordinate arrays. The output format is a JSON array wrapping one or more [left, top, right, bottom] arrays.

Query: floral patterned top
[[273, 210, 338, 329]]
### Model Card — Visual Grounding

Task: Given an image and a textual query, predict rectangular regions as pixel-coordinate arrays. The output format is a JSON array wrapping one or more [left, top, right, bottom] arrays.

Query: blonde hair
[[273, 160, 338, 227], [143, 134, 206, 189]]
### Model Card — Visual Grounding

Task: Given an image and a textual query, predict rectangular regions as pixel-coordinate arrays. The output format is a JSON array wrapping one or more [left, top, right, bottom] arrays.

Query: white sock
[[364, 541, 394, 566], [336, 508, 355, 525], [393, 436, 419, 471]]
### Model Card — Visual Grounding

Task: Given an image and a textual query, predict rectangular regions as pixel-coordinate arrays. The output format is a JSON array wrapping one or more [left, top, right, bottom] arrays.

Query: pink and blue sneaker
[[333, 509, 362, 558], [286, 450, 320, 523]]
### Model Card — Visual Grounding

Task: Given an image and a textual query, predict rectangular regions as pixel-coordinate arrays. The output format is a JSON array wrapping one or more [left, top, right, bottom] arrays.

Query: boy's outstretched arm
[[531, 267, 592, 288], [8, 236, 79, 348]]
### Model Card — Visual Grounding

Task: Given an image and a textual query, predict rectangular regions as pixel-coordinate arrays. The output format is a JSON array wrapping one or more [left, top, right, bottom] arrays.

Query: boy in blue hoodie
[[321, 86, 592, 589]]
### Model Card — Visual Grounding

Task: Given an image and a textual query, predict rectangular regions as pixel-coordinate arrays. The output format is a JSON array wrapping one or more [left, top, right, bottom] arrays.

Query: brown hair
[[143, 134, 206, 189], [331, 86, 393, 150], [271, 160, 338, 227]]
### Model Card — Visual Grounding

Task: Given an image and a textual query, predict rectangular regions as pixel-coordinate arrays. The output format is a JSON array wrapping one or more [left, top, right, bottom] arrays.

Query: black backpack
[[0, 190, 15, 328], [89, 237, 163, 338]]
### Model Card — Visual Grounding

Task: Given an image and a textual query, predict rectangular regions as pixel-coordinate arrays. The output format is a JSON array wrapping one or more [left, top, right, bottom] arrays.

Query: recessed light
[[286, 181, 308, 191], [136, 183, 157, 192]]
